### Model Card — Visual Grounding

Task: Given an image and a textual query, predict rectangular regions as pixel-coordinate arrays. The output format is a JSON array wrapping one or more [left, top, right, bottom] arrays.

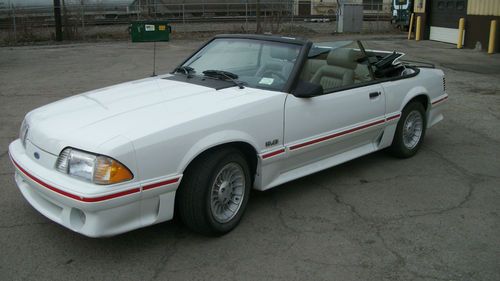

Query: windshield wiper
[[202, 70, 245, 89], [174, 66, 194, 78]]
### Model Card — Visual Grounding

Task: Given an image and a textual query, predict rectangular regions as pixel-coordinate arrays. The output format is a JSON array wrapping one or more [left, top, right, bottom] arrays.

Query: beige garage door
[[429, 0, 467, 44], [430, 26, 465, 44]]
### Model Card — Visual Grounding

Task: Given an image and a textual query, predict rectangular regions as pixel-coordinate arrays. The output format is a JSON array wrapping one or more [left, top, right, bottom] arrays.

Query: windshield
[[393, 0, 409, 6], [180, 38, 302, 91], [308, 40, 357, 57]]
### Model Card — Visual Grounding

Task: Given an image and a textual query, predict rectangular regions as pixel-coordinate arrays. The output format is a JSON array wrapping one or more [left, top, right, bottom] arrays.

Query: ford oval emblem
[[34, 152, 40, 159]]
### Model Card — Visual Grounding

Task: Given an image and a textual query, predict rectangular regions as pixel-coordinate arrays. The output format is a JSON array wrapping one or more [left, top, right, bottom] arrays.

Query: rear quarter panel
[[381, 67, 446, 124]]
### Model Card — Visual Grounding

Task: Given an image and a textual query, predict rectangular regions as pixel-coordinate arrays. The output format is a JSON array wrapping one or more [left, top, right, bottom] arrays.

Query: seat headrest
[[326, 48, 358, 69], [270, 47, 298, 61]]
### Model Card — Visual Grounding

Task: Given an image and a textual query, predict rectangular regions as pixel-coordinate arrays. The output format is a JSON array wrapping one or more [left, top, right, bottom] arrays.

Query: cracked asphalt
[[0, 35, 499, 281]]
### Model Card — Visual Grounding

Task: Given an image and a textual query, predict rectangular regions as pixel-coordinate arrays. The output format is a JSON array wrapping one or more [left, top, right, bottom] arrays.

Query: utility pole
[[53, 0, 63, 41]]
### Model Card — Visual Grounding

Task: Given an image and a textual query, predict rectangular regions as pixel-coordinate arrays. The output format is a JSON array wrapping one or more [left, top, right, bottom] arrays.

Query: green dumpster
[[130, 21, 171, 42]]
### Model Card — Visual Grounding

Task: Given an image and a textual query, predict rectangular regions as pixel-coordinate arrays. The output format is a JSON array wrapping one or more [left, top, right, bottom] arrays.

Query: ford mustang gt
[[9, 34, 448, 237]]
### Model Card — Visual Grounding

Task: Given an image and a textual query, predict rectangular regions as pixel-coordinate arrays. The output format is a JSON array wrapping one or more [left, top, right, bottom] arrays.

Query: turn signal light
[[94, 157, 133, 185]]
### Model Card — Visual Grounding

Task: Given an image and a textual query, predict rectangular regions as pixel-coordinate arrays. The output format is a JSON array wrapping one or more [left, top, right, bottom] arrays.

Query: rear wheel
[[389, 102, 427, 158], [177, 148, 251, 236]]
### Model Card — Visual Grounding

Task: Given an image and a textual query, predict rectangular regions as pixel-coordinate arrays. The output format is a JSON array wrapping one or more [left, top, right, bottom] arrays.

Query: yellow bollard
[[488, 20, 497, 54], [416, 16, 422, 41], [408, 13, 415, 40], [457, 18, 465, 48]]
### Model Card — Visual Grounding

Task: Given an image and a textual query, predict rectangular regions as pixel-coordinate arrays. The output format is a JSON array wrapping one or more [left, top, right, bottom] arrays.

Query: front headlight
[[55, 148, 133, 185], [19, 119, 29, 148]]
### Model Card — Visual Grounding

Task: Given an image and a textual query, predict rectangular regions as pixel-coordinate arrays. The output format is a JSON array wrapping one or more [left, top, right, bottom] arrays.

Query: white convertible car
[[9, 34, 447, 237]]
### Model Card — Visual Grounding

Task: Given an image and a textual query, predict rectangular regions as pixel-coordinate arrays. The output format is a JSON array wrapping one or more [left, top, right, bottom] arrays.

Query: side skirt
[[254, 123, 399, 191]]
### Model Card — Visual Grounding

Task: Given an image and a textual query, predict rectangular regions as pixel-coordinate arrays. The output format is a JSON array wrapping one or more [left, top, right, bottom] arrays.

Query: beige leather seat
[[310, 48, 358, 90], [350, 50, 372, 83], [256, 47, 296, 78], [300, 59, 327, 81]]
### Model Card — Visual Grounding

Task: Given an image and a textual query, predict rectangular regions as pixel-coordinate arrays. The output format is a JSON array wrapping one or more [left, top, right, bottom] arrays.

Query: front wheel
[[389, 102, 427, 158], [177, 148, 251, 236]]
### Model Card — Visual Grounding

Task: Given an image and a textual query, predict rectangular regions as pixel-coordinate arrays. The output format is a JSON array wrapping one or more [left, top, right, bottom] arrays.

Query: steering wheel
[[261, 71, 287, 83], [356, 40, 375, 79]]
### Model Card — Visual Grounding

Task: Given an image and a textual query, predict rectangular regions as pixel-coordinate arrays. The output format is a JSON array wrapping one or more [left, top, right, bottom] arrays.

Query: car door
[[282, 42, 390, 172], [283, 84, 386, 171]]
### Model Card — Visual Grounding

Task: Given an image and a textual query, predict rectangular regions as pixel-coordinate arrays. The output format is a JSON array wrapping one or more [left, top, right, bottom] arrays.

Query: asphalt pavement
[[0, 35, 499, 281]]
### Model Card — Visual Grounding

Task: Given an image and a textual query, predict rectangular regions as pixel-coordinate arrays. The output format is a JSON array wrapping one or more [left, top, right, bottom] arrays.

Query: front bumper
[[9, 139, 181, 237]]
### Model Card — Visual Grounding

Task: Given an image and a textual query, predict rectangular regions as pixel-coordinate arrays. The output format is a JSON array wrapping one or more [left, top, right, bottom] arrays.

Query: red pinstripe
[[386, 113, 401, 121], [142, 178, 180, 191], [432, 96, 448, 105], [10, 157, 179, 202], [261, 148, 286, 159], [289, 119, 386, 150]]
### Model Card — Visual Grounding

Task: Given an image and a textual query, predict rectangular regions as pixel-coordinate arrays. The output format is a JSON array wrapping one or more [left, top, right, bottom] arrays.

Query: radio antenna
[[152, 41, 157, 77], [130, 21, 170, 77]]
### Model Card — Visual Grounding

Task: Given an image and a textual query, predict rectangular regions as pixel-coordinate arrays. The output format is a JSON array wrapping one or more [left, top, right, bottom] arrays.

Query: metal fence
[[0, 1, 393, 44]]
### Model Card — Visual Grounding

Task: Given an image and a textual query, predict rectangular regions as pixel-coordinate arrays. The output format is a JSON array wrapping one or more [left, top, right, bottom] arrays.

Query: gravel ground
[[0, 34, 499, 281]]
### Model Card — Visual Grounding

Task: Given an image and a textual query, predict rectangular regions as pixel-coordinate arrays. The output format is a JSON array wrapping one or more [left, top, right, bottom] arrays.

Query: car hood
[[26, 75, 274, 155]]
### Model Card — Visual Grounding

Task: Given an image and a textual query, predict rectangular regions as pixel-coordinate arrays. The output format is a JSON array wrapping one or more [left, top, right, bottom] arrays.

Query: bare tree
[[61, 0, 77, 39], [263, 3, 285, 34], [256, 0, 262, 33]]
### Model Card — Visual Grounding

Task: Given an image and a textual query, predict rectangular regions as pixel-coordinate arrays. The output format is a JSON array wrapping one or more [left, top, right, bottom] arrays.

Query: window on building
[[363, 0, 384, 11]]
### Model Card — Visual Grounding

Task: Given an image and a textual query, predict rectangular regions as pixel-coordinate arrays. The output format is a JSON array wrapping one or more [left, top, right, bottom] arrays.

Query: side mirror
[[292, 80, 323, 98]]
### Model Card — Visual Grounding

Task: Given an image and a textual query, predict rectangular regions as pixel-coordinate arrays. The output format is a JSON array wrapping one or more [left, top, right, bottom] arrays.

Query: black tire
[[389, 101, 427, 158], [177, 148, 251, 236]]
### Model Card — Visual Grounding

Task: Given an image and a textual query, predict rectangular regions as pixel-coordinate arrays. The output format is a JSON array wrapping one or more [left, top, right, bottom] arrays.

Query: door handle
[[369, 91, 381, 99]]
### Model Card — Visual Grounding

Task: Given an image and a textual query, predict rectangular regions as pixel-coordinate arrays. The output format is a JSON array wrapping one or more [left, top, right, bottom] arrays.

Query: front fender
[[178, 130, 261, 174]]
